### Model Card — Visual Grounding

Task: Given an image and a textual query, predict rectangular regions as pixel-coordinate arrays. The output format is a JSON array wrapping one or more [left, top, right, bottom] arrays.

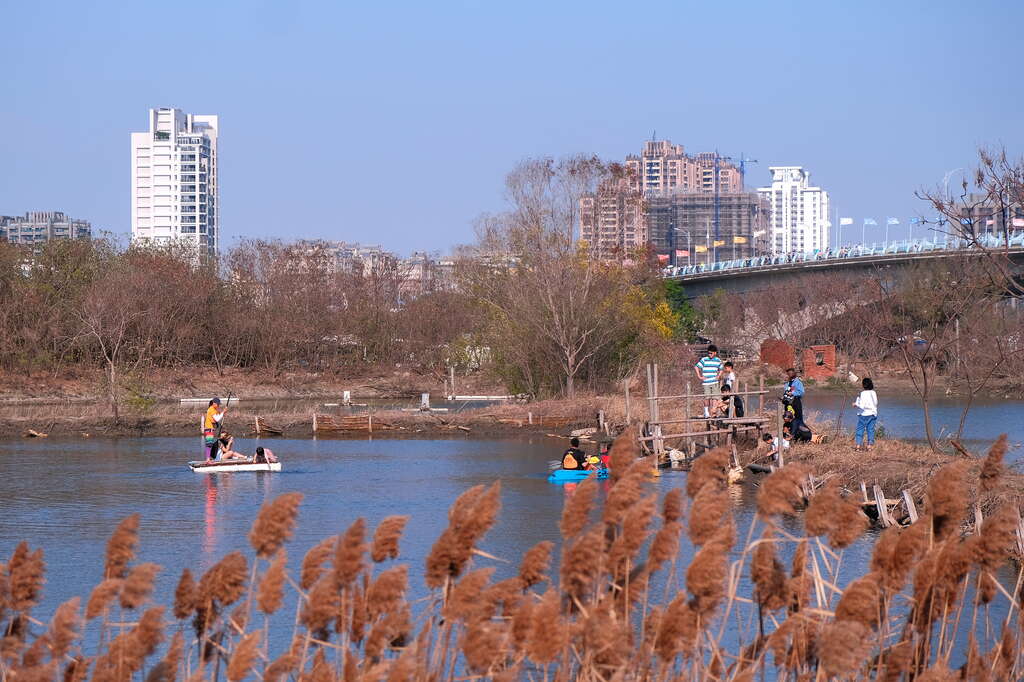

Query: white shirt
[[773, 436, 791, 450], [854, 389, 878, 416], [723, 371, 736, 388]]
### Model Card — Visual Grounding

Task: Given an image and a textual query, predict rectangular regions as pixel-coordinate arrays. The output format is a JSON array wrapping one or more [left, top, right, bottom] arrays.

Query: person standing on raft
[[203, 398, 227, 461]]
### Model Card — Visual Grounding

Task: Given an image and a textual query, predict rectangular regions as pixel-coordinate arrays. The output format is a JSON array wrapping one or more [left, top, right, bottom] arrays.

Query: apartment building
[[131, 108, 219, 256], [757, 167, 830, 254], [580, 139, 747, 261], [956, 194, 1024, 234], [626, 140, 742, 196], [579, 178, 647, 260], [0, 211, 92, 246]]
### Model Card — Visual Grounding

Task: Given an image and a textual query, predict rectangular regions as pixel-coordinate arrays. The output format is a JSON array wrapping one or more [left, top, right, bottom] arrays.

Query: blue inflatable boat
[[547, 468, 609, 483]]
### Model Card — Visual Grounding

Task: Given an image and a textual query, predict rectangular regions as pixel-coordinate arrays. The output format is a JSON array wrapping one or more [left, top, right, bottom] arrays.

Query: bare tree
[[77, 267, 146, 423], [917, 146, 1024, 296], [462, 156, 667, 398]]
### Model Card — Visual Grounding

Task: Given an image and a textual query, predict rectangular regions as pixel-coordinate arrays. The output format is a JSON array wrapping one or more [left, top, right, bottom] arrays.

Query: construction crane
[[711, 152, 759, 244]]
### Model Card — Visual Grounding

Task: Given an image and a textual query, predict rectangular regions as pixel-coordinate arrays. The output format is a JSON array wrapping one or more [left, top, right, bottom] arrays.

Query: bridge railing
[[662, 230, 1024, 278]]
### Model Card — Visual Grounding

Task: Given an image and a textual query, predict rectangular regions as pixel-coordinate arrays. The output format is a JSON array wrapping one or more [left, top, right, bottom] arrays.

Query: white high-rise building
[[131, 108, 219, 256], [757, 167, 830, 254]]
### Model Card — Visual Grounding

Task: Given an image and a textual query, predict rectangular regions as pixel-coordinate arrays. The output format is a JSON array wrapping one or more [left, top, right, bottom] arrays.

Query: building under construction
[[579, 178, 647, 260], [579, 138, 763, 263], [646, 190, 769, 264]]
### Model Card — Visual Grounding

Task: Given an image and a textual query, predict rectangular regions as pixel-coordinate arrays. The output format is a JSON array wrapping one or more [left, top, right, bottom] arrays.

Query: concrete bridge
[[665, 233, 1024, 299]]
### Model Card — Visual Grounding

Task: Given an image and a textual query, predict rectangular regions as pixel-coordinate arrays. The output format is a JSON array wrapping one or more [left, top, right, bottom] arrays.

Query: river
[[806, 388, 1024, 459], [1, 396, 1019, 664]]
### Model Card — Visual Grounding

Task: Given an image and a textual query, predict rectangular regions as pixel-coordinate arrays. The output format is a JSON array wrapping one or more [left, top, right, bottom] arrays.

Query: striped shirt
[[694, 356, 722, 385]]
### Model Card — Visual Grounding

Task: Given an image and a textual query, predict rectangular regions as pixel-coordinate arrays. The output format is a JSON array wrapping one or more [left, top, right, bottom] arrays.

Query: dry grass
[[2, 430, 1024, 681], [784, 436, 1024, 517]]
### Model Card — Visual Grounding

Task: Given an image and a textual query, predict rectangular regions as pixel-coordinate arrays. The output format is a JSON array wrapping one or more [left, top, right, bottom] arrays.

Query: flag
[[675, 249, 689, 257], [733, 236, 747, 244], [713, 239, 726, 247], [657, 254, 670, 264], [909, 217, 922, 224], [887, 217, 900, 225], [695, 245, 708, 253], [840, 217, 854, 226], [864, 218, 878, 226]]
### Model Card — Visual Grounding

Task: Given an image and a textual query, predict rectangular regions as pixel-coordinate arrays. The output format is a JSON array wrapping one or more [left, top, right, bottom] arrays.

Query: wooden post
[[974, 506, 983, 534], [685, 380, 691, 420], [902, 490, 918, 524], [758, 375, 764, 416], [450, 366, 456, 399], [598, 410, 605, 432], [624, 379, 631, 422], [873, 485, 893, 527], [528, 411, 533, 425], [776, 402, 785, 467], [255, 416, 262, 435], [368, 413, 373, 434], [860, 481, 870, 504], [312, 412, 318, 434]]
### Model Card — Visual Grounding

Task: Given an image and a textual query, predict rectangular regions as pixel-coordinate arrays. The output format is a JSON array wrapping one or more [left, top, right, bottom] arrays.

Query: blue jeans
[[856, 415, 877, 445]]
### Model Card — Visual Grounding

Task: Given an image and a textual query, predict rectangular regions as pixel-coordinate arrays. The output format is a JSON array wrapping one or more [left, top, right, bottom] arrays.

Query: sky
[[2, 0, 1021, 254]]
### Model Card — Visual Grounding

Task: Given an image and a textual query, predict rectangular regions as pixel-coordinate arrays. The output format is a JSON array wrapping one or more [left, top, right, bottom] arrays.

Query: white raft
[[189, 459, 281, 473]]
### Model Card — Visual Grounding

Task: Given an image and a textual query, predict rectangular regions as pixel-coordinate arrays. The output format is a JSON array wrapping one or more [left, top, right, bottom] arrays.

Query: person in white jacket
[[853, 377, 878, 450]]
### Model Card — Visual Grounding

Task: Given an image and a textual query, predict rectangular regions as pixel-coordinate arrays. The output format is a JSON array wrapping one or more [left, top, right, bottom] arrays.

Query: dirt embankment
[[0, 395, 617, 440], [0, 365, 506, 404]]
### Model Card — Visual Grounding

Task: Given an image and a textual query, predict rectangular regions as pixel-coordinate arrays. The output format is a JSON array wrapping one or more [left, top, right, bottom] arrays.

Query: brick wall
[[760, 339, 796, 370], [802, 344, 837, 380]]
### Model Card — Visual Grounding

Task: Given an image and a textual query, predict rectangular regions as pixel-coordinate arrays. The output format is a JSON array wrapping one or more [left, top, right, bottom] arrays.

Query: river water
[[1, 396, 1020, 664], [0, 434, 885, 655], [806, 389, 1024, 460]]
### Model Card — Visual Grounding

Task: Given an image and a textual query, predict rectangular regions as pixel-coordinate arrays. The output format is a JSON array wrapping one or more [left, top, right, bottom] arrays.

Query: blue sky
[[1, 0, 1020, 253]]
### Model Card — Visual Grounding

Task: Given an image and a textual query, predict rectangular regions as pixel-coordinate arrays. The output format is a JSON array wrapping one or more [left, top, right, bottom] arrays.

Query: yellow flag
[[733, 236, 748, 244], [695, 245, 708, 253], [713, 239, 726, 247]]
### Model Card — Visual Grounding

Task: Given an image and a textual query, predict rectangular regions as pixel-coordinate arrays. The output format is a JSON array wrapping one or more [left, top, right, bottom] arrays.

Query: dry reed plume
[[3, 433, 1023, 681]]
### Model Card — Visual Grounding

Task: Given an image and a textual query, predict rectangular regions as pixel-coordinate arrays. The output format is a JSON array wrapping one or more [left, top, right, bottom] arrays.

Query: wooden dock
[[639, 362, 772, 464]]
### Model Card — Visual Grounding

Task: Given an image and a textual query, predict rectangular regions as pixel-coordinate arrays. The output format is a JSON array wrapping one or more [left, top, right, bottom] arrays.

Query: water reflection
[[203, 475, 218, 558]]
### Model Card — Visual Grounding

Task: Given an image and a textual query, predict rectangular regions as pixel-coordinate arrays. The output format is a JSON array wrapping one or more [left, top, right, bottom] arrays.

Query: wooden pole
[[776, 401, 785, 467], [902, 490, 919, 524], [759, 375, 764, 416], [312, 412, 318, 434], [368, 413, 373, 434], [624, 379, 631, 422], [450, 366, 456, 399]]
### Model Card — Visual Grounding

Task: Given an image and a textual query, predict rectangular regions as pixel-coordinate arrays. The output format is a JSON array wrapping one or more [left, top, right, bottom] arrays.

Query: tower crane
[[710, 153, 759, 257]]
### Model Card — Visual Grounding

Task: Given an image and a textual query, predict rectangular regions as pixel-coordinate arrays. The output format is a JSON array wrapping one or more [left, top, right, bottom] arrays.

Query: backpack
[[563, 451, 579, 469]]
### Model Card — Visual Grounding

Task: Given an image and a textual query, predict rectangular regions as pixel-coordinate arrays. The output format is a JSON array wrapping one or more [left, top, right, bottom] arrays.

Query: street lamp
[[943, 168, 964, 202]]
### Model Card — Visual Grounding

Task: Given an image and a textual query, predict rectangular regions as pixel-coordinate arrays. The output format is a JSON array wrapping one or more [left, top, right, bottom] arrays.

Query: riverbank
[[0, 395, 615, 439], [778, 435, 1024, 520], [0, 365, 506, 404]]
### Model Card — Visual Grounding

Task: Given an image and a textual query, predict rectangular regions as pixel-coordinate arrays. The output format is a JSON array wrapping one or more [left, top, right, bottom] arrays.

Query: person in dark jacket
[[561, 437, 588, 470]]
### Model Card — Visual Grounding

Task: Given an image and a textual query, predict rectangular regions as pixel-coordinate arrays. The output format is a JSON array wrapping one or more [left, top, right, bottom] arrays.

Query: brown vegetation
[[2, 430, 1023, 680]]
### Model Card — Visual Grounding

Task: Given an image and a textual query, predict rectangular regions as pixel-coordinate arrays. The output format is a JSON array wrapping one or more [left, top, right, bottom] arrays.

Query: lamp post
[[943, 168, 964, 202]]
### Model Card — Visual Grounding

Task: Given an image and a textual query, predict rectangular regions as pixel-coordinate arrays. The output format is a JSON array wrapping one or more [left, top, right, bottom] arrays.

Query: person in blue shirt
[[784, 367, 805, 426]]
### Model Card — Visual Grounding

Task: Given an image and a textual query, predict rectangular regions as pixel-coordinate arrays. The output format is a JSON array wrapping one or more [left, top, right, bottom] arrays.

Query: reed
[[2, 433, 1024, 681]]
